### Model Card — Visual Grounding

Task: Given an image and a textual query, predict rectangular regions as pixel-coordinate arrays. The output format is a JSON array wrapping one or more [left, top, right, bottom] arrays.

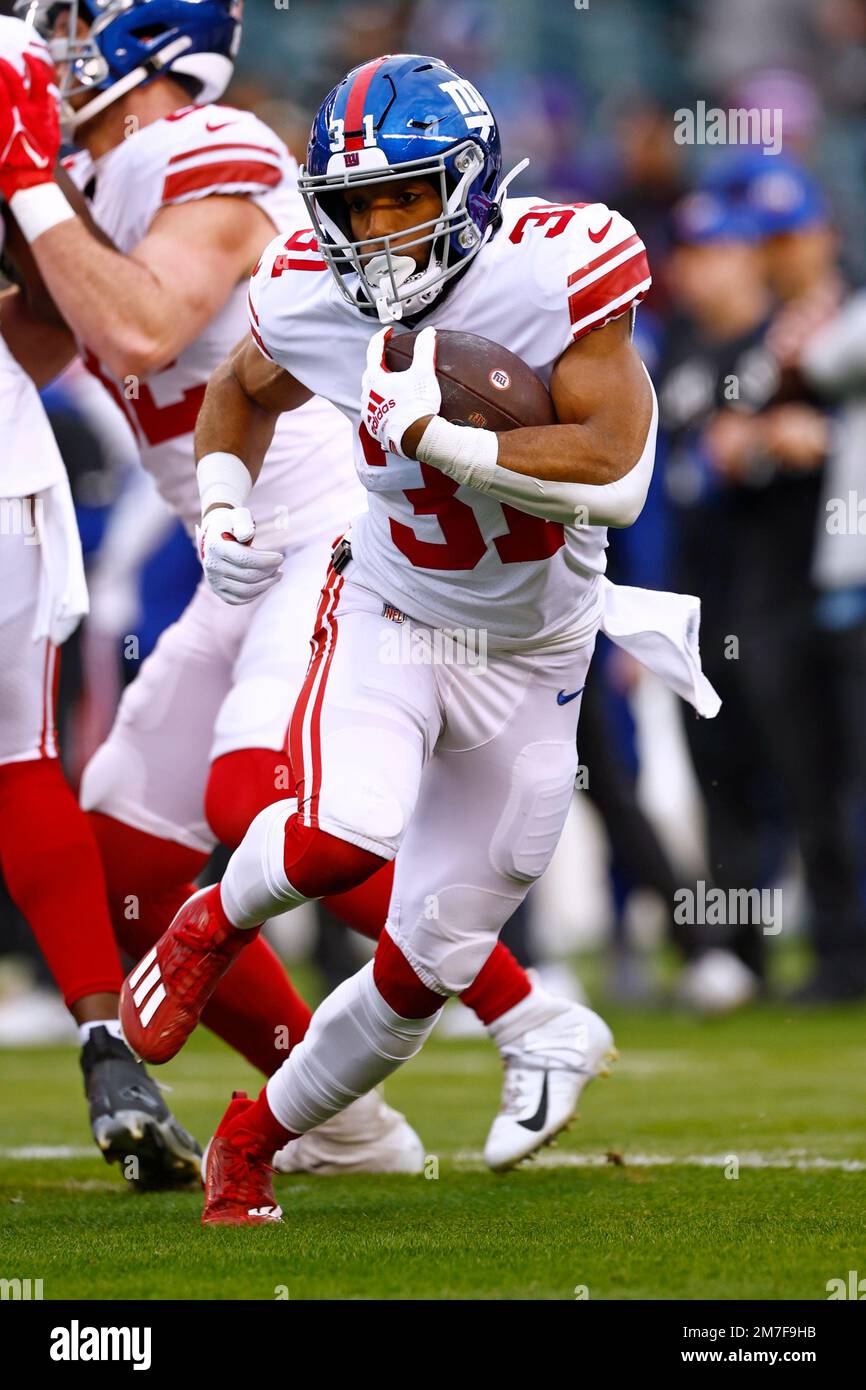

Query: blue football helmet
[[15, 0, 243, 133], [299, 53, 514, 323]]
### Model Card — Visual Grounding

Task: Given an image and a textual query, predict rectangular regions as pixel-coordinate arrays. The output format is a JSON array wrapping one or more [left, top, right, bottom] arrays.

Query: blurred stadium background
[[2, 0, 866, 1043]]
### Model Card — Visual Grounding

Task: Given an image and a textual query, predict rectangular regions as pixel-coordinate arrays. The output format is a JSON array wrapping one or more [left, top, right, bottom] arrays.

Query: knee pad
[[389, 883, 525, 997], [205, 748, 295, 850], [489, 741, 577, 882]]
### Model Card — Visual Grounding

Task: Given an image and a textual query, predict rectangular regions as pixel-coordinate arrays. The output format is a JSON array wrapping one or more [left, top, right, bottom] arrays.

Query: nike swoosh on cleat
[[557, 686, 585, 705], [518, 1072, 549, 1133], [588, 217, 613, 243]]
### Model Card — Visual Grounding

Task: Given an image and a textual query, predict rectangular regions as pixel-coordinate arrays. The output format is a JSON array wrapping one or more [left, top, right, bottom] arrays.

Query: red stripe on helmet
[[343, 56, 388, 151]]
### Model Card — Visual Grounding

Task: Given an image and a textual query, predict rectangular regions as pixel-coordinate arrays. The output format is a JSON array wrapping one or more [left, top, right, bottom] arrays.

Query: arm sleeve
[[420, 372, 658, 529], [479, 375, 657, 527]]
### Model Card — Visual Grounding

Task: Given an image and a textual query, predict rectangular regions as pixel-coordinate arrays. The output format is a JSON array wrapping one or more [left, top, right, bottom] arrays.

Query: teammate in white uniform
[[111, 54, 719, 1225], [0, 14, 200, 1188], [5, 6, 590, 1175]]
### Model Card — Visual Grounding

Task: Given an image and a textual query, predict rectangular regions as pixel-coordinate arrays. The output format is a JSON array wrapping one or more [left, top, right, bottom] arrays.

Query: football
[[385, 328, 556, 431]]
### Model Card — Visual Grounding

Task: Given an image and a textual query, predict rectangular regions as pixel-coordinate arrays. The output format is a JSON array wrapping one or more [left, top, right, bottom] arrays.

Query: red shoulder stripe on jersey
[[162, 159, 282, 201], [569, 269, 651, 339], [571, 293, 649, 343], [247, 290, 259, 325], [569, 252, 650, 322], [568, 250, 651, 324], [166, 141, 283, 166], [567, 232, 642, 288], [343, 56, 388, 151]]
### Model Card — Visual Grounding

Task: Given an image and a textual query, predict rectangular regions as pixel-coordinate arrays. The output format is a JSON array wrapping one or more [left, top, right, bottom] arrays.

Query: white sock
[[220, 800, 308, 928], [266, 960, 443, 1135], [486, 982, 575, 1049], [79, 1019, 125, 1046]]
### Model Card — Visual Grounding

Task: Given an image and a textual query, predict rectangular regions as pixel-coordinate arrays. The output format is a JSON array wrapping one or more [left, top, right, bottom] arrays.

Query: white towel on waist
[[32, 471, 89, 646], [599, 575, 721, 719]]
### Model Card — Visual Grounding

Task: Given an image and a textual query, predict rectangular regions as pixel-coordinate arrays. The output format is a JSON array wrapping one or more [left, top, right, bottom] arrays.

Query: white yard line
[[2, 1145, 864, 1172], [1, 1146, 95, 1159], [453, 1150, 866, 1172]]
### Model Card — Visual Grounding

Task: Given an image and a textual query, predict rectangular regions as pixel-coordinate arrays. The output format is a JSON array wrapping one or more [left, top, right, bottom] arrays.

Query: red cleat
[[120, 886, 259, 1064], [202, 1091, 283, 1226]]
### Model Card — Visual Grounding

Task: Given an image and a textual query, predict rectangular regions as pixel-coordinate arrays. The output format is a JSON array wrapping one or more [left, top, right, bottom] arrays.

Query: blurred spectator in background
[[657, 190, 777, 996], [680, 158, 866, 1000], [607, 100, 689, 321]]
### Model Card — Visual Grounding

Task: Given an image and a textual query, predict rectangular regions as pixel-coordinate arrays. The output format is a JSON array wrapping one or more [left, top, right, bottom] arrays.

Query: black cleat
[[80, 1025, 201, 1191]]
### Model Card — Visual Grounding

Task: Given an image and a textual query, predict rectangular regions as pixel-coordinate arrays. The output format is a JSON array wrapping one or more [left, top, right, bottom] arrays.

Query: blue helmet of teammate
[[299, 54, 510, 323], [16, 0, 243, 133]]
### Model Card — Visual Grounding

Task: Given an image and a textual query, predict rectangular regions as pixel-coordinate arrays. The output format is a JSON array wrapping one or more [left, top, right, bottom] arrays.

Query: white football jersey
[[0, 330, 66, 497], [62, 102, 364, 551], [248, 196, 652, 646]]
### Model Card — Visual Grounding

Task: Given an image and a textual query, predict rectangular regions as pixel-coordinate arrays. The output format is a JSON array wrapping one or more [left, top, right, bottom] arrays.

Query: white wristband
[[9, 183, 76, 244], [197, 451, 252, 516], [415, 415, 499, 491]]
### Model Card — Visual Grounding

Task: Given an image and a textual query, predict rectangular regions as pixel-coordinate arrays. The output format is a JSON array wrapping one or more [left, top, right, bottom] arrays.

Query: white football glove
[[196, 505, 283, 606], [360, 325, 441, 456]]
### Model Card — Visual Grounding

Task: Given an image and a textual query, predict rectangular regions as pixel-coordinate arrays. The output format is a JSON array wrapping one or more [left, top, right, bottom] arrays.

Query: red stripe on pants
[[289, 565, 343, 828]]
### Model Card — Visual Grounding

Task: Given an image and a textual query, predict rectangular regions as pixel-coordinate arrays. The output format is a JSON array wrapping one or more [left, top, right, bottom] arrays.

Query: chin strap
[[495, 157, 530, 213]]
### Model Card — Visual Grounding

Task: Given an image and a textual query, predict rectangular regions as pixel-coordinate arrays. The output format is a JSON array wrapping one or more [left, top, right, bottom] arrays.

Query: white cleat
[[484, 997, 615, 1172], [273, 1089, 425, 1175], [677, 948, 759, 1017]]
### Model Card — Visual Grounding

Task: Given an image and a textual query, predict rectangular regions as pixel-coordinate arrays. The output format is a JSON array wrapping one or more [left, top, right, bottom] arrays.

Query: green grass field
[[1, 977, 864, 1301]]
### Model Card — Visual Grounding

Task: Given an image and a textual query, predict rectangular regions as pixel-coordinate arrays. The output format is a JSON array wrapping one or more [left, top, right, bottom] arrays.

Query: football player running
[[118, 54, 718, 1224], [1, 5, 592, 1175], [0, 14, 199, 1188]]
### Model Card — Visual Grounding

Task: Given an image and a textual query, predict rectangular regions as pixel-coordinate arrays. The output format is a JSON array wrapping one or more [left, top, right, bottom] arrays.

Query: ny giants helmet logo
[[489, 369, 511, 391], [329, 76, 493, 154], [439, 78, 494, 142]]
